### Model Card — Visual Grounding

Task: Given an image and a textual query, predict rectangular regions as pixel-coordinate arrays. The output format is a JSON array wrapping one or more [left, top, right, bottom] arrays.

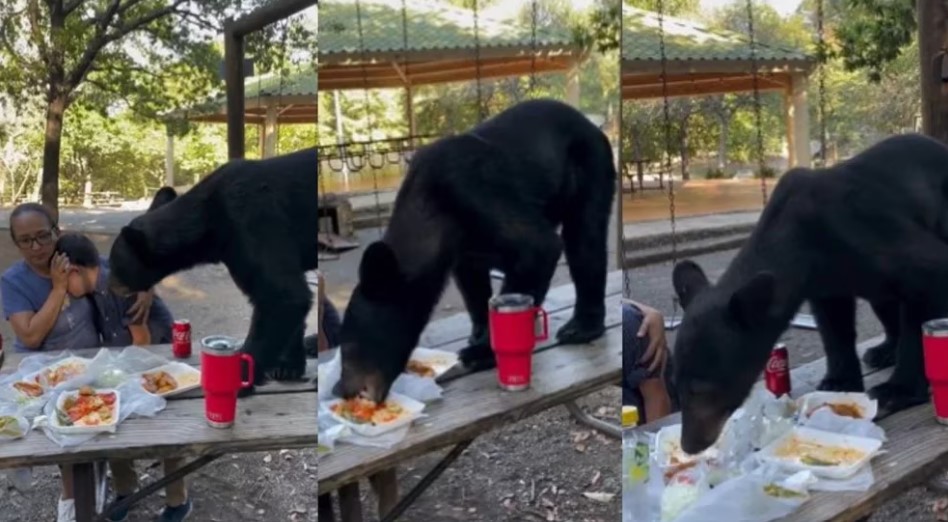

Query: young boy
[[623, 300, 674, 425], [54, 233, 192, 522]]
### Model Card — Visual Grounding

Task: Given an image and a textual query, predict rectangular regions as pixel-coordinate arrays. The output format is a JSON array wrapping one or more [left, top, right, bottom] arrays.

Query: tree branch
[[63, 0, 86, 16], [62, 0, 122, 90]]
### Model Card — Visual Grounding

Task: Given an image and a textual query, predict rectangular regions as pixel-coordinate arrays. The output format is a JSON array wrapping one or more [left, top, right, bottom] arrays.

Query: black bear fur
[[670, 133, 948, 454], [108, 148, 317, 394], [337, 99, 616, 403]]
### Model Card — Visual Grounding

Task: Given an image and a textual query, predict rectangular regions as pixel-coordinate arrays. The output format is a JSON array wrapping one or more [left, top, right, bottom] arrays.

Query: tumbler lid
[[489, 293, 534, 313], [201, 335, 243, 354], [924, 319, 948, 337]]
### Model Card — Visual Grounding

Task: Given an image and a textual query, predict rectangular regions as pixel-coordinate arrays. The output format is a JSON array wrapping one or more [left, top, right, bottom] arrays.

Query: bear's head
[[671, 259, 777, 455], [336, 241, 421, 404], [108, 187, 179, 295]]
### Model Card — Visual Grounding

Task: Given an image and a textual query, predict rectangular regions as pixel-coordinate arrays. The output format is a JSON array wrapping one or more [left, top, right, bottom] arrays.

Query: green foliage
[[754, 166, 777, 179], [704, 168, 730, 180], [819, 0, 916, 82]]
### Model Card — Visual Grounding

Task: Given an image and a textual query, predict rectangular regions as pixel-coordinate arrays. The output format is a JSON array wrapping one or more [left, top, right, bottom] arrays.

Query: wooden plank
[[1, 346, 317, 397], [318, 325, 622, 493], [0, 392, 316, 469]]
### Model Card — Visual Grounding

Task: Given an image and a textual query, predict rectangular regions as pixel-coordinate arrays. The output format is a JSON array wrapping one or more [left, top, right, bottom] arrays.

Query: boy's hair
[[52, 233, 100, 268]]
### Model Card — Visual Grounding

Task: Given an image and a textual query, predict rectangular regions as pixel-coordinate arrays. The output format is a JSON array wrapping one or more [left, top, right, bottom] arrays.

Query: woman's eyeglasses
[[14, 231, 54, 248]]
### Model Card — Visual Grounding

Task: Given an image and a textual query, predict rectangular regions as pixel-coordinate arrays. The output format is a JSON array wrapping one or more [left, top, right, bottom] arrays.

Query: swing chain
[[473, 0, 486, 122], [529, 0, 538, 95], [817, 0, 829, 168], [657, 0, 678, 312], [355, 0, 385, 237], [745, 0, 768, 206]]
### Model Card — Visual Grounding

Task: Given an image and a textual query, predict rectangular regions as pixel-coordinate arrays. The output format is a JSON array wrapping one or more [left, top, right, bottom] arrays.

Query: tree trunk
[[41, 94, 67, 219], [680, 115, 691, 181], [918, 0, 948, 144], [717, 115, 730, 171]]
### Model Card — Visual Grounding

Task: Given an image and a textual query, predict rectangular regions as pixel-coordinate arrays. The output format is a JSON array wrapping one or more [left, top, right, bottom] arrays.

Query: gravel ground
[[322, 238, 948, 522], [0, 231, 318, 522]]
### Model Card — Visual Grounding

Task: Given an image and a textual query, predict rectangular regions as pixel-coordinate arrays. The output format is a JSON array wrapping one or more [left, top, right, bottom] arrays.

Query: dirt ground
[[0, 231, 319, 522]]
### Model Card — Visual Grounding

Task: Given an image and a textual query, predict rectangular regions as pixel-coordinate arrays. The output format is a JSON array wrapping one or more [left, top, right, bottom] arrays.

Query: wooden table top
[[318, 271, 625, 493], [0, 344, 316, 469]]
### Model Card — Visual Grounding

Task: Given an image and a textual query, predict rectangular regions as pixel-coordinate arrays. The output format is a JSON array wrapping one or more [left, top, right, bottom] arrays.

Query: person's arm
[[129, 324, 151, 346], [5, 255, 70, 349], [317, 271, 328, 352]]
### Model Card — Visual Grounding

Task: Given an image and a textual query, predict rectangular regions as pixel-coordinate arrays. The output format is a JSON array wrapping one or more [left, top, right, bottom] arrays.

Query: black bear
[[337, 99, 616, 403], [108, 148, 318, 391], [669, 133, 948, 454]]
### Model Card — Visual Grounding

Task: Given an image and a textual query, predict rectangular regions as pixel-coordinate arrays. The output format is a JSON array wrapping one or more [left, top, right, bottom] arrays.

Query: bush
[[705, 168, 730, 180], [754, 166, 778, 179]]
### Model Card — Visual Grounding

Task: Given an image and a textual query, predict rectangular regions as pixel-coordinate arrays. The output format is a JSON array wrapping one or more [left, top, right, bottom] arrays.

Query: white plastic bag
[[673, 465, 815, 522], [660, 462, 711, 522], [0, 403, 30, 442], [318, 349, 445, 404]]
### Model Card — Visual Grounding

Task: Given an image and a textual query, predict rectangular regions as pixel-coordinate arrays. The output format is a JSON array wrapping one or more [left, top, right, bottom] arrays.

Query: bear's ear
[[149, 187, 178, 211], [673, 260, 710, 310], [727, 271, 775, 329], [359, 241, 403, 298], [120, 226, 150, 256]]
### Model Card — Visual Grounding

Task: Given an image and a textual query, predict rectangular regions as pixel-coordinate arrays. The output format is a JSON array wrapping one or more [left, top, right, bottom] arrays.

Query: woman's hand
[[127, 289, 154, 324], [50, 253, 70, 292], [635, 302, 668, 374]]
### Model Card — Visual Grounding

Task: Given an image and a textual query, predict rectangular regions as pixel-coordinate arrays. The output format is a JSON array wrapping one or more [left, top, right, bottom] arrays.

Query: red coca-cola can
[[765, 343, 791, 397], [172, 319, 193, 359]]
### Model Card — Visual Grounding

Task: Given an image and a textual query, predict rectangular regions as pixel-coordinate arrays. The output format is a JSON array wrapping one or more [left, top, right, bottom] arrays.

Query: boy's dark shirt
[[90, 265, 174, 347]]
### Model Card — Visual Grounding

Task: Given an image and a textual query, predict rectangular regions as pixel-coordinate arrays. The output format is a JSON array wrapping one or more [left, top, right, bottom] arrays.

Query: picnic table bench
[[0, 344, 316, 522], [317, 270, 626, 522], [634, 334, 947, 522]]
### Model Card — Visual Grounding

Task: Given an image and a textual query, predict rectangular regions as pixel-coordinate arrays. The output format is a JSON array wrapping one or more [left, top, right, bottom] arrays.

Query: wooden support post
[[918, 0, 948, 144], [224, 25, 246, 160], [264, 104, 279, 158], [788, 73, 811, 168], [565, 60, 581, 108]]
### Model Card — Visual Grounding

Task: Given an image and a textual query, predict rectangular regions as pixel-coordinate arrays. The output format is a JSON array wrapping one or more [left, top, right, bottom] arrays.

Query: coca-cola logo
[[767, 356, 788, 373], [173, 331, 190, 342]]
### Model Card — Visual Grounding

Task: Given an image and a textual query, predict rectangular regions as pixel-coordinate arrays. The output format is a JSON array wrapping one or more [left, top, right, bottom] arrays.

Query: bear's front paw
[[868, 381, 928, 418], [555, 316, 605, 345], [862, 341, 896, 370], [459, 342, 495, 373], [468, 323, 489, 348], [817, 374, 865, 393], [271, 361, 306, 381]]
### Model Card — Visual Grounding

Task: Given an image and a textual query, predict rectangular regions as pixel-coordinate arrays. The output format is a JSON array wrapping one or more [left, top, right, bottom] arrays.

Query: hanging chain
[[817, 0, 828, 168], [529, 0, 538, 95], [473, 0, 485, 122], [275, 18, 289, 156], [355, 0, 385, 237], [745, 0, 768, 206], [657, 0, 678, 317]]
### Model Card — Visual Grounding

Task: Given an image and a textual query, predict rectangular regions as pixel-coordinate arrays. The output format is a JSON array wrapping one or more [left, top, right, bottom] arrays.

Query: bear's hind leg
[[862, 298, 900, 369], [556, 188, 610, 345], [273, 321, 308, 381], [811, 297, 864, 392], [453, 254, 493, 349]]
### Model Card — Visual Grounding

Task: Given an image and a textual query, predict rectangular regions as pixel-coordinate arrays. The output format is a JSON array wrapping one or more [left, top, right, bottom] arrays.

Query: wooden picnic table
[[0, 344, 316, 522], [633, 334, 948, 522], [317, 270, 625, 522]]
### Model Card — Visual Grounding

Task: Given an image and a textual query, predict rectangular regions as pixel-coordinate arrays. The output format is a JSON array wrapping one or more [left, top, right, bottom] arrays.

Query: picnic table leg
[[317, 494, 336, 522], [369, 468, 398, 517], [338, 483, 363, 522], [565, 400, 621, 439], [73, 462, 97, 522]]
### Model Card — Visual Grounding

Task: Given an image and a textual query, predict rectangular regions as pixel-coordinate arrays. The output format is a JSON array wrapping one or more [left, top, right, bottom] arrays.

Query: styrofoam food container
[[757, 426, 883, 479], [24, 356, 91, 389], [139, 362, 202, 397], [50, 388, 122, 434], [325, 391, 425, 437], [406, 347, 459, 378], [796, 391, 878, 421]]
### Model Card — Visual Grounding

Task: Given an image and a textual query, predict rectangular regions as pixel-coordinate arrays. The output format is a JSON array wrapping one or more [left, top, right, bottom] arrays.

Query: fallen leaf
[[583, 491, 616, 503], [541, 497, 555, 508], [263, 454, 272, 464], [571, 431, 592, 443], [574, 443, 587, 453], [589, 471, 601, 486]]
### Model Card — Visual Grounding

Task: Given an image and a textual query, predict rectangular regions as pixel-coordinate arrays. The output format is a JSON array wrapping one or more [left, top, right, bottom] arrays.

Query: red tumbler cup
[[488, 293, 548, 391], [923, 319, 948, 424], [200, 335, 254, 428]]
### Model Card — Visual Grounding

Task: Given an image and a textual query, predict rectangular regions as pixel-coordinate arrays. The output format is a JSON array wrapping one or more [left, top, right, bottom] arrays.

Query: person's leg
[[157, 458, 192, 521], [61, 465, 75, 499], [59, 465, 76, 522], [106, 460, 139, 522]]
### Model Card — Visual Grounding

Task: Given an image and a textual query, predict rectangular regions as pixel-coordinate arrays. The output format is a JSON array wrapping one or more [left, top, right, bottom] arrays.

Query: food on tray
[[40, 360, 87, 387], [763, 483, 806, 499], [406, 359, 436, 378], [13, 380, 44, 398], [806, 401, 864, 419], [330, 397, 406, 426], [142, 370, 179, 394], [58, 386, 117, 427], [660, 471, 704, 522], [773, 435, 866, 467], [0, 416, 22, 437]]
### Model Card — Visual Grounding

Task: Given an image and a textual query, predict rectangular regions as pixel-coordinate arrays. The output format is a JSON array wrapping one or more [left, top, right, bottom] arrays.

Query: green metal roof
[[319, 0, 574, 57], [171, 68, 315, 118], [622, 5, 810, 64]]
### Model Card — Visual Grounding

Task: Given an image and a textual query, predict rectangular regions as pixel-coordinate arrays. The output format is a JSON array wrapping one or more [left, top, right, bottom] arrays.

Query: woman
[[0, 204, 154, 522], [622, 299, 674, 425]]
